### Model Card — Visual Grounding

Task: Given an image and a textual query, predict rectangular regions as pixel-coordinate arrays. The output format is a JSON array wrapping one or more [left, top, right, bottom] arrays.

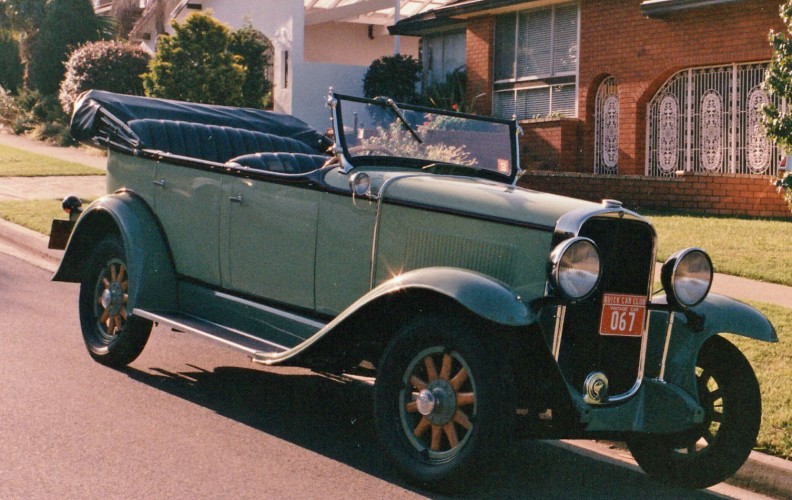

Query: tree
[[229, 20, 272, 108], [142, 12, 245, 106], [0, 0, 47, 88], [363, 54, 422, 104], [763, 1, 792, 210], [0, 29, 23, 92], [59, 40, 150, 114], [27, 0, 110, 95]]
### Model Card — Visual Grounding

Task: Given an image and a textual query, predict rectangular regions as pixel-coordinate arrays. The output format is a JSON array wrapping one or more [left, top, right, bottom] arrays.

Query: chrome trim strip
[[552, 305, 567, 361], [369, 173, 427, 289], [659, 310, 676, 381], [215, 291, 326, 330]]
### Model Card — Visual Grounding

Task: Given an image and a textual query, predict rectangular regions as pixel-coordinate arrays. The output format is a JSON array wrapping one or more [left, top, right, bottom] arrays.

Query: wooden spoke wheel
[[79, 235, 152, 367], [374, 314, 514, 489], [400, 348, 477, 459], [627, 335, 761, 489]]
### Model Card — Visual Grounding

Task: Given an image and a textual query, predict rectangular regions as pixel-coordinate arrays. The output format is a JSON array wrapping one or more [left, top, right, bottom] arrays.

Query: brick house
[[391, 0, 791, 217]]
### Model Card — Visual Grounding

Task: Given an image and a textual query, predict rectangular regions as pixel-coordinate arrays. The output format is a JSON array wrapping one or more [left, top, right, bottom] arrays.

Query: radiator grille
[[557, 217, 655, 396]]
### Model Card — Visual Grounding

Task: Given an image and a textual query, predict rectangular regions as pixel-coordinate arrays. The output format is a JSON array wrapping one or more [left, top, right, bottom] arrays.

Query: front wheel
[[374, 314, 514, 489], [627, 335, 761, 489], [79, 235, 152, 367]]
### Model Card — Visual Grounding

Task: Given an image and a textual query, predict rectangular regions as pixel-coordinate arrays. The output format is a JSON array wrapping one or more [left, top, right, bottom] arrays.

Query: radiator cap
[[602, 199, 623, 209]]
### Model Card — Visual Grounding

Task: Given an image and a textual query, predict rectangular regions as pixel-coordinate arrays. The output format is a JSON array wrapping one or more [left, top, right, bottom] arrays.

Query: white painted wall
[[172, 1, 415, 131], [304, 22, 418, 65]]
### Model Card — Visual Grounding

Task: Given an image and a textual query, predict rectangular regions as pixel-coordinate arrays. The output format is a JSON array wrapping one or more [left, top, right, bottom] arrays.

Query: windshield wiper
[[375, 97, 423, 144]]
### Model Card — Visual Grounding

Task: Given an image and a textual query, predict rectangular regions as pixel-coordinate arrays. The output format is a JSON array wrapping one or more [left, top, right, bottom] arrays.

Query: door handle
[[152, 179, 166, 187], [229, 194, 243, 204]]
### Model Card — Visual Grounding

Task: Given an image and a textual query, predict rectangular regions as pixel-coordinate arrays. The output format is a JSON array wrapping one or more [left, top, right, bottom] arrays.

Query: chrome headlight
[[661, 248, 713, 308], [549, 237, 601, 301]]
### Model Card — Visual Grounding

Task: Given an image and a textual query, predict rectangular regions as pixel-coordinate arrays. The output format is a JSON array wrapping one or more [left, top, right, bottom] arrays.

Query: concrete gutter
[[554, 440, 792, 499]]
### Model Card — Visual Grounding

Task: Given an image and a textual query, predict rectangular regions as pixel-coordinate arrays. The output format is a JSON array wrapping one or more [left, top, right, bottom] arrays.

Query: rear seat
[[128, 119, 319, 164], [228, 152, 328, 174]]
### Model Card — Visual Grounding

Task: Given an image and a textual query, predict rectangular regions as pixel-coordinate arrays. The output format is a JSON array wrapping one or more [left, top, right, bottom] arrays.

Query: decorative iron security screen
[[594, 77, 619, 174], [646, 63, 784, 177]]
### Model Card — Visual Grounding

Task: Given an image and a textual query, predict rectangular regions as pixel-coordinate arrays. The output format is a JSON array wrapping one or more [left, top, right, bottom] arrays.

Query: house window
[[595, 77, 619, 174], [493, 2, 578, 120], [422, 31, 466, 88], [646, 62, 784, 176]]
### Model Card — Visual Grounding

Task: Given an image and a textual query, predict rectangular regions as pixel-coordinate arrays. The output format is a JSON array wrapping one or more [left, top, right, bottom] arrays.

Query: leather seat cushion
[[128, 119, 317, 163]]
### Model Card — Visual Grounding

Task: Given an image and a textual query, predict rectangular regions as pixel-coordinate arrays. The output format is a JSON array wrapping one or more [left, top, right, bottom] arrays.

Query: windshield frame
[[328, 92, 520, 184]]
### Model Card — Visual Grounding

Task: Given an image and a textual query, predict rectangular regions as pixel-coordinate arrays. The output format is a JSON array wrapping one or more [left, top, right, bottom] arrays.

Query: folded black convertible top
[[70, 90, 330, 152]]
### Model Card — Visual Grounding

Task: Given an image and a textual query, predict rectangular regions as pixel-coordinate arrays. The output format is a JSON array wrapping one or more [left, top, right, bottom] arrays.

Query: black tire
[[627, 335, 761, 489], [374, 314, 514, 490], [79, 235, 152, 367]]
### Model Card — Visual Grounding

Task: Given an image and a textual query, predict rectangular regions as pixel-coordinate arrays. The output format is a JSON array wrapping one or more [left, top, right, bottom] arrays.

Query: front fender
[[52, 191, 177, 313], [360, 266, 535, 327], [259, 267, 535, 366], [648, 293, 776, 397]]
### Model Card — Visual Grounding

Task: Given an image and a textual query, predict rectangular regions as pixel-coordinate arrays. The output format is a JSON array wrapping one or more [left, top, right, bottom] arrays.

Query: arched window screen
[[646, 63, 784, 177], [594, 76, 619, 174]]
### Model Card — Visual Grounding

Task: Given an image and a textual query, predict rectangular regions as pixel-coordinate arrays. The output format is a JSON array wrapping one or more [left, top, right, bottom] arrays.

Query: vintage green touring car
[[52, 90, 776, 490]]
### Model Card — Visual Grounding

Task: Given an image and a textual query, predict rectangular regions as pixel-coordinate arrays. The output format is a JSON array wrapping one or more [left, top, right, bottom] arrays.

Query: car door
[[221, 175, 320, 309], [153, 162, 224, 286]]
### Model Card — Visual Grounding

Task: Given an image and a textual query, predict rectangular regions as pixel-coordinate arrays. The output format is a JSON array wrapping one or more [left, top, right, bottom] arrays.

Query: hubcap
[[95, 260, 129, 338]]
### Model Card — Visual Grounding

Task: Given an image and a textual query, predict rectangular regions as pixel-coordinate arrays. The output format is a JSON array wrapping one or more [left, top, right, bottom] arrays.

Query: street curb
[[0, 218, 62, 268], [554, 440, 792, 499]]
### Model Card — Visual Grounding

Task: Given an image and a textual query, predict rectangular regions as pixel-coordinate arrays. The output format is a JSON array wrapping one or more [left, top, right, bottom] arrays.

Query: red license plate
[[599, 294, 647, 337]]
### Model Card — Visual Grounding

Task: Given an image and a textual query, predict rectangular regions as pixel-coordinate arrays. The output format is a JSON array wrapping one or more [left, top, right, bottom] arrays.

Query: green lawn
[[0, 199, 68, 235], [733, 302, 792, 459], [0, 143, 103, 176], [646, 212, 792, 286]]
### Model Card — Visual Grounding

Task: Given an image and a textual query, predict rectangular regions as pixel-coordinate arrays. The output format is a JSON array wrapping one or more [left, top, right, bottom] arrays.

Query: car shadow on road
[[118, 362, 725, 499]]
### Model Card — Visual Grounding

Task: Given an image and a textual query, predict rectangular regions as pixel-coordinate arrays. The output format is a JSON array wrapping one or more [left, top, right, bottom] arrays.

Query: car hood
[[375, 173, 598, 230]]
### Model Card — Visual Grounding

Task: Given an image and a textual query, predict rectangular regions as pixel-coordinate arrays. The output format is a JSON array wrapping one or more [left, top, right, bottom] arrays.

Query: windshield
[[332, 94, 518, 182]]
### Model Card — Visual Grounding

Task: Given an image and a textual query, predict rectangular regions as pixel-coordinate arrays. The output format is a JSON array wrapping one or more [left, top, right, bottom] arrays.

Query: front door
[[222, 176, 319, 309]]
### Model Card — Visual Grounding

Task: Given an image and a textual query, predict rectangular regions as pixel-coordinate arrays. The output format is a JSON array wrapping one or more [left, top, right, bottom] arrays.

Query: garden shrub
[[27, 0, 109, 95], [143, 12, 245, 106], [363, 54, 422, 104], [0, 30, 23, 93], [59, 40, 150, 114], [229, 20, 273, 109]]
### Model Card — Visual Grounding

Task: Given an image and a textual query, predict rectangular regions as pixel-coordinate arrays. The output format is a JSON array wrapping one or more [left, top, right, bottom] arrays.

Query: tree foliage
[[363, 54, 422, 104], [142, 12, 245, 106], [229, 20, 273, 109], [0, 29, 23, 92], [27, 0, 109, 95], [58, 40, 150, 114], [764, 1, 792, 211]]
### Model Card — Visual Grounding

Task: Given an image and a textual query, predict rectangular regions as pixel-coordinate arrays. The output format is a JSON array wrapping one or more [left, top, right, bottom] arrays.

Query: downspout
[[394, 0, 400, 54]]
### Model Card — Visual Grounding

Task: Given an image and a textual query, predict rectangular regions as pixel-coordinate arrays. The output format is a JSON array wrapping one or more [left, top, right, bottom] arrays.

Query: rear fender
[[650, 293, 776, 398], [52, 191, 177, 312]]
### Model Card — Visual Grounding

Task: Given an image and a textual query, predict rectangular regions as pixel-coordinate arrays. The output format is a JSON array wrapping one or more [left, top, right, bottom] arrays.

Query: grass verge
[[646, 212, 792, 287], [0, 143, 103, 176], [731, 301, 792, 460], [0, 199, 67, 235]]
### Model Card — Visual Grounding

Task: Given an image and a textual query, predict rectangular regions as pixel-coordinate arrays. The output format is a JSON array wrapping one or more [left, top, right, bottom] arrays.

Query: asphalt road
[[0, 251, 758, 499]]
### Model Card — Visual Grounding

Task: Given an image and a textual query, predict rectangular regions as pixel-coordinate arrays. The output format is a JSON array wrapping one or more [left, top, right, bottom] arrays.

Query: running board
[[133, 309, 288, 357]]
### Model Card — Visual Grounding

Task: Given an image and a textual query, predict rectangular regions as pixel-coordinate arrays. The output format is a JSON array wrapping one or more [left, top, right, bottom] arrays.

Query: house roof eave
[[640, 0, 749, 18]]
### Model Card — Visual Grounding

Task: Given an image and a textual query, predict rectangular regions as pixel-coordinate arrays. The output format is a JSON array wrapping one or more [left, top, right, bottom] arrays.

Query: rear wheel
[[79, 235, 152, 367], [374, 314, 514, 489], [627, 335, 761, 489]]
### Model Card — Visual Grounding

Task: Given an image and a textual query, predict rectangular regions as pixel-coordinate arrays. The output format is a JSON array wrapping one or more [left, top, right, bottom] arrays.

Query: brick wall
[[579, 0, 784, 175], [466, 16, 494, 116], [518, 171, 791, 218], [519, 119, 582, 170]]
